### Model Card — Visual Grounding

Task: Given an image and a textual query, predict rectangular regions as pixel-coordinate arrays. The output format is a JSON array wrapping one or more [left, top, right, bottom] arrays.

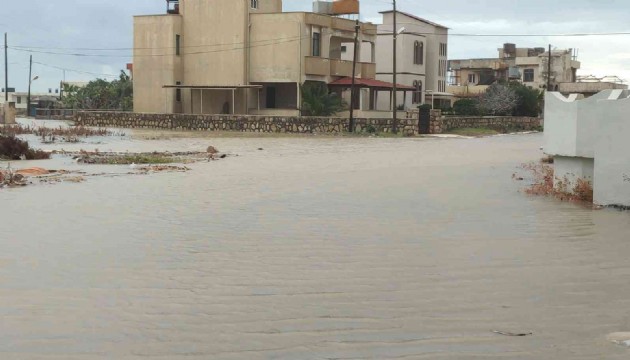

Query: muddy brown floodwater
[[1, 120, 630, 359]]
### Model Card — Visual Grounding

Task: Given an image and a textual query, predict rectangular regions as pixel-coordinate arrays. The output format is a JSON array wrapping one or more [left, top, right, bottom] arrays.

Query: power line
[[8, 34, 317, 58], [10, 29, 630, 57], [33, 61, 120, 78]]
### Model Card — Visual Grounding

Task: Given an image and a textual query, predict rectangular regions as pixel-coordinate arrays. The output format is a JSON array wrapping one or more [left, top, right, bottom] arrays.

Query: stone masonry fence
[[75, 112, 419, 135], [74, 111, 542, 135]]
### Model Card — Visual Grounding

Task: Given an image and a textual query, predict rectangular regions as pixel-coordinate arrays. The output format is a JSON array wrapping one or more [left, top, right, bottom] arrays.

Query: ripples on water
[[1, 123, 630, 359]]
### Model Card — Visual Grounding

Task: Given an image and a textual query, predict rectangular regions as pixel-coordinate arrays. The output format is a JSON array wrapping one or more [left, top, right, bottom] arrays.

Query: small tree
[[60, 71, 133, 111], [301, 82, 345, 116], [509, 82, 542, 117], [479, 84, 518, 115]]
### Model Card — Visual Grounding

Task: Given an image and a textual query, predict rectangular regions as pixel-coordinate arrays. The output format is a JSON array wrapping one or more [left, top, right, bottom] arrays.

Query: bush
[[417, 104, 433, 111], [0, 135, 50, 160], [453, 99, 480, 115]]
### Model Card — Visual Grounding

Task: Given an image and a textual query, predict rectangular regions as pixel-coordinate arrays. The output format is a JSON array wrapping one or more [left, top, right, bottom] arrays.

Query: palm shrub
[[301, 82, 346, 116]]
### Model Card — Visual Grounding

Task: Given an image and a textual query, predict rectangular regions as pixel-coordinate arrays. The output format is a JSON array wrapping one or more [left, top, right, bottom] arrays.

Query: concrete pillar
[[1, 102, 16, 124]]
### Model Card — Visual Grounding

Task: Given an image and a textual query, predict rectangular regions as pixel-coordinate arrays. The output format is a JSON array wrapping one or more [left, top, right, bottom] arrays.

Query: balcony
[[305, 57, 330, 76], [361, 62, 376, 79], [330, 59, 354, 77], [305, 57, 376, 79]]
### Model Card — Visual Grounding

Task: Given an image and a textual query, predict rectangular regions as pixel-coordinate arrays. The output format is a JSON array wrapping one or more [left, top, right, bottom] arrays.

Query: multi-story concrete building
[[449, 43, 581, 92], [133, 0, 378, 116], [372, 11, 449, 109]]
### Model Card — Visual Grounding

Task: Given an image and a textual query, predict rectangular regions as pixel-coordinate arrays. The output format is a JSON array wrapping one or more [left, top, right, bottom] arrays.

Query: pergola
[[328, 77, 416, 110], [162, 84, 263, 114]]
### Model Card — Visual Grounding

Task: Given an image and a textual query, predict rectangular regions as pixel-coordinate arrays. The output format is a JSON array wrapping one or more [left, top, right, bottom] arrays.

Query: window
[[16, 96, 21, 104], [439, 43, 447, 57], [251, 0, 258, 9], [412, 80, 423, 104], [175, 34, 181, 56], [312, 32, 321, 57], [523, 69, 535, 82], [341, 46, 347, 53], [176, 81, 181, 102], [468, 74, 476, 84], [413, 41, 424, 65]]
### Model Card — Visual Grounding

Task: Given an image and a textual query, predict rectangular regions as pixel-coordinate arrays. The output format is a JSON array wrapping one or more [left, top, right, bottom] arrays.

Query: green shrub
[[453, 99, 480, 115]]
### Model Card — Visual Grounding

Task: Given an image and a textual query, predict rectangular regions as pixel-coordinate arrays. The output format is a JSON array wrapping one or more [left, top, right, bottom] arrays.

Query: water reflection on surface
[[1, 123, 630, 359]]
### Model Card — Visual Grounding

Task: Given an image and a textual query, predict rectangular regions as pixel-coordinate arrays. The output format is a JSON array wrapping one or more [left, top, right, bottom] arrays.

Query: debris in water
[[607, 332, 630, 347], [492, 330, 533, 337]]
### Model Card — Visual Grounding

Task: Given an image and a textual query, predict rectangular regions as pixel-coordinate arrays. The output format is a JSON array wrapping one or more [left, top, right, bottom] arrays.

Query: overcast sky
[[1, 0, 628, 93]]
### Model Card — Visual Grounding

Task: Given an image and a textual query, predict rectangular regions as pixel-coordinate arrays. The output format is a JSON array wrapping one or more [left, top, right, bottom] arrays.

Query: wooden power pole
[[392, 0, 398, 134], [349, 20, 360, 133], [27, 55, 32, 117], [547, 44, 552, 91], [4, 33, 8, 102]]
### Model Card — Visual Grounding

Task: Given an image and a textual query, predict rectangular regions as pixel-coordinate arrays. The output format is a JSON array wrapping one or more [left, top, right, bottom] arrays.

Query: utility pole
[[27, 55, 32, 117], [4, 33, 8, 102], [349, 20, 360, 133], [392, 0, 398, 134], [547, 44, 552, 91]]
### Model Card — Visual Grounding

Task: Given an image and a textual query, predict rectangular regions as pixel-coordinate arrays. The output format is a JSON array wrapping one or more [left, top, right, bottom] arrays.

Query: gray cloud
[[1, 0, 628, 92]]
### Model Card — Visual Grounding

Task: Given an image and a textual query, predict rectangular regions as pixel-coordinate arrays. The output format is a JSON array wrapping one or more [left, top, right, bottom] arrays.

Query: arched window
[[414, 41, 424, 65], [413, 42, 419, 64], [412, 80, 423, 104]]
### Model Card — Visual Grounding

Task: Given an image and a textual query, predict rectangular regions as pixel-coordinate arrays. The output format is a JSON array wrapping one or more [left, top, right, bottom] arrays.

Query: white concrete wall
[[593, 95, 630, 207], [544, 89, 630, 207], [554, 156, 594, 190]]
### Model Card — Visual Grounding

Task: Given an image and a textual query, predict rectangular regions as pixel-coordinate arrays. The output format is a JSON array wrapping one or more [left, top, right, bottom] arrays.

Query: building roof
[[379, 10, 448, 29], [328, 77, 415, 90]]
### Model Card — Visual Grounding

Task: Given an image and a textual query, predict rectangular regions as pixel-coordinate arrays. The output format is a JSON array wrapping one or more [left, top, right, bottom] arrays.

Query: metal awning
[[163, 85, 262, 89]]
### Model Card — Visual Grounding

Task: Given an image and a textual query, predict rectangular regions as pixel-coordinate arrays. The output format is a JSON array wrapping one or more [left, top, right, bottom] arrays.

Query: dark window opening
[[176, 81, 181, 102], [175, 34, 181, 56], [312, 33, 321, 57], [413, 41, 424, 65], [412, 80, 423, 104], [266, 87, 277, 109]]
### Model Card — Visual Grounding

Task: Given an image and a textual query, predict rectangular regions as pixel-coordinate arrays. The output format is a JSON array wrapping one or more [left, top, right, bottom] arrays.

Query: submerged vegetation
[[1, 124, 124, 143], [0, 135, 50, 160], [518, 161, 594, 204]]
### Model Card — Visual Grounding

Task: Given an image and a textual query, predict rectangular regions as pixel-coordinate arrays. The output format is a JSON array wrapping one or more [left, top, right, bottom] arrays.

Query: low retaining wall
[[75, 112, 419, 135]]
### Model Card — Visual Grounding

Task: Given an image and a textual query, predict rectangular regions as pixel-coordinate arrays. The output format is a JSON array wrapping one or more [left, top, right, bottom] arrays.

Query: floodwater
[[1, 120, 630, 359]]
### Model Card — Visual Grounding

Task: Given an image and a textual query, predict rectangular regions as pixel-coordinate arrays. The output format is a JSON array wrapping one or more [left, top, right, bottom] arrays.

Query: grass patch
[[447, 127, 500, 137]]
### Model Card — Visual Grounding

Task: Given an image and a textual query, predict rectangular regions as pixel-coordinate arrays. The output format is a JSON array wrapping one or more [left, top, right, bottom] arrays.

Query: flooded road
[[1, 121, 630, 359]]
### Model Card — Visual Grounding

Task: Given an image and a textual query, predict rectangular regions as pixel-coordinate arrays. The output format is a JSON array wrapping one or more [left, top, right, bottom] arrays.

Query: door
[[418, 107, 431, 134], [266, 87, 276, 109]]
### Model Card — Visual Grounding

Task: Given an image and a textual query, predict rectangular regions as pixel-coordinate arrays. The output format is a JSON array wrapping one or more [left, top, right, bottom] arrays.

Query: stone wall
[[436, 115, 542, 134], [74, 112, 419, 135], [405, 109, 541, 134]]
